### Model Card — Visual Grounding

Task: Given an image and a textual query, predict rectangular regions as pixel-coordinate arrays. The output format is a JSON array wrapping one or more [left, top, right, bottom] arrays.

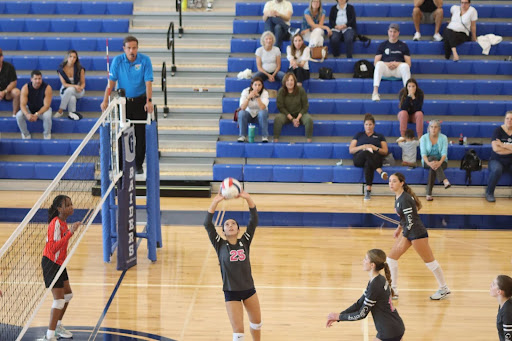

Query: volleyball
[[221, 178, 242, 199]]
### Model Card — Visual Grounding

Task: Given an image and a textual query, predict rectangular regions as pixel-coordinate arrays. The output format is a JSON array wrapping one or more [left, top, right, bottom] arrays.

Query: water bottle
[[463, 136, 468, 145], [459, 133, 464, 145], [248, 124, 255, 143]]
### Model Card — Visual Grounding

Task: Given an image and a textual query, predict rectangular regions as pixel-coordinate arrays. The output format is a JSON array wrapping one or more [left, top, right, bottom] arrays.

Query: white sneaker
[[261, 136, 268, 143], [392, 288, 399, 300], [21, 133, 32, 139], [433, 33, 443, 41], [413, 32, 421, 41], [430, 287, 451, 300], [237, 136, 245, 143], [56, 325, 73, 339], [364, 190, 371, 201], [288, 27, 300, 37], [53, 111, 64, 118], [44, 134, 52, 140], [371, 93, 380, 102], [37, 335, 57, 341]]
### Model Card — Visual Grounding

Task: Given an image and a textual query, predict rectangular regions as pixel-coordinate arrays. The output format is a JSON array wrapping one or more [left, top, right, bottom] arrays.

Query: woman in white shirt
[[442, 0, 477, 61], [238, 77, 270, 143], [254, 31, 285, 83], [286, 33, 310, 86]]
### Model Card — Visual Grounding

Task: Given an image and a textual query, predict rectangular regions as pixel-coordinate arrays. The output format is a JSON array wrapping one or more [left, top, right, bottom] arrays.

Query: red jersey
[[43, 217, 73, 265]]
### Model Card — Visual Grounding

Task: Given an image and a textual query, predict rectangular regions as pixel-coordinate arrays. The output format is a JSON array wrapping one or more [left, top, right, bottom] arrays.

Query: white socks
[[46, 330, 55, 339], [386, 257, 399, 290], [233, 333, 244, 340], [425, 260, 447, 288]]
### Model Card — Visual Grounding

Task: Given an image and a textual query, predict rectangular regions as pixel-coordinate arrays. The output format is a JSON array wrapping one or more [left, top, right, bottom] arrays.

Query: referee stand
[[100, 89, 162, 269]]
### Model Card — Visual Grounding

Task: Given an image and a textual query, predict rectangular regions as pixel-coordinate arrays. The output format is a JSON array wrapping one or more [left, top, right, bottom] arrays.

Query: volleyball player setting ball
[[204, 185, 262, 341], [490, 275, 512, 341], [326, 249, 405, 341], [40, 195, 81, 341], [387, 173, 450, 300]]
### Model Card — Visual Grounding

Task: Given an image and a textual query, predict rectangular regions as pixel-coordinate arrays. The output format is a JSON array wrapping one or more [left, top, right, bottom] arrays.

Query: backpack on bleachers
[[319, 67, 334, 80], [353, 60, 374, 79], [460, 149, 482, 184]]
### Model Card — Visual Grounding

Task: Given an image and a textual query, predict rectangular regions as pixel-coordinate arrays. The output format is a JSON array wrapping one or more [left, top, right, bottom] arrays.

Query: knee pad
[[52, 299, 65, 310], [64, 293, 73, 303], [250, 321, 262, 330], [425, 260, 439, 272]]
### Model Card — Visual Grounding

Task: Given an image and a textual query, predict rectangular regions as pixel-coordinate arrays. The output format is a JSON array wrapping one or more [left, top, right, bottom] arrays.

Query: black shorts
[[42, 256, 69, 288], [224, 288, 256, 302], [407, 231, 429, 241], [381, 334, 404, 341]]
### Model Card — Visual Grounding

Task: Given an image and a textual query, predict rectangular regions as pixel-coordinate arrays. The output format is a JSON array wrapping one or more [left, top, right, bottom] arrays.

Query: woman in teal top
[[301, 0, 331, 47], [419, 119, 451, 201]]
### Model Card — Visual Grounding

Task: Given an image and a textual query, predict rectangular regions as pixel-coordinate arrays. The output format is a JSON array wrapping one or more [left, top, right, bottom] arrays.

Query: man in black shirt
[[412, 0, 444, 41], [486, 111, 512, 202], [372, 23, 411, 102], [0, 48, 20, 117]]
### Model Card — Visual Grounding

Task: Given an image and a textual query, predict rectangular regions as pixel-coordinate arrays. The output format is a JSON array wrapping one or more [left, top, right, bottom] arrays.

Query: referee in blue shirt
[[101, 36, 154, 174]]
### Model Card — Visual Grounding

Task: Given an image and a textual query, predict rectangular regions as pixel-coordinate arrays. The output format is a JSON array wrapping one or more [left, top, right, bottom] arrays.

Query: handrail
[[166, 21, 178, 77], [175, 0, 184, 37], [161, 62, 169, 118]]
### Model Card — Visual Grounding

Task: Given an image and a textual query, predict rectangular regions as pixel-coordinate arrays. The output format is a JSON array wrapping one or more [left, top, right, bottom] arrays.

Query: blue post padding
[[100, 124, 112, 263], [145, 121, 160, 261]]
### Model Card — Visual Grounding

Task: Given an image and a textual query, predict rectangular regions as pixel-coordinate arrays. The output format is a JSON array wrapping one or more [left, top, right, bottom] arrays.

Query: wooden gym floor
[[1, 192, 511, 340]]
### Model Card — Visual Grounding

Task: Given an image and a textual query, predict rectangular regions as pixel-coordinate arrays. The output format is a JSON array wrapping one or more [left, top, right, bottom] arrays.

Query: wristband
[[35, 112, 39, 117]]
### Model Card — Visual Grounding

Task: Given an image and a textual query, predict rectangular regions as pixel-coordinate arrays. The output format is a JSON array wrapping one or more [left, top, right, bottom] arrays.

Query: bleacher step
[[92, 180, 212, 198]]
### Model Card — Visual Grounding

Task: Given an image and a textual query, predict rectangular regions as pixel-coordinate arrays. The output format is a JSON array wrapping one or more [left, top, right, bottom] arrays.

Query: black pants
[[353, 150, 383, 186], [442, 28, 469, 59], [288, 67, 310, 83], [126, 97, 148, 169]]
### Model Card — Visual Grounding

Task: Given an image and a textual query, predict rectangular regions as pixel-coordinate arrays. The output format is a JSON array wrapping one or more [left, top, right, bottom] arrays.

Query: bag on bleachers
[[234, 107, 241, 124], [310, 46, 328, 62], [357, 35, 372, 48], [319, 67, 334, 80], [353, 60, 374, 79], [460, 149, 482, 185]]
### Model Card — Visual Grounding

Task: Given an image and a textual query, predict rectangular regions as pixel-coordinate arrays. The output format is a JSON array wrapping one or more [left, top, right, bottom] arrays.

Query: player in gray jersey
[[205, 190, 261, 341], [327, 249, 405, 341], [386, 172, 450, 301], [490, 275, 512, 341]]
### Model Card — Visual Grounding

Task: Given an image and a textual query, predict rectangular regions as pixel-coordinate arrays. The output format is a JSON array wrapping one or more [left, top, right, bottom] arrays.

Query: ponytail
[[383, 263, 395, 297], [367, 249, 395, 296], [403, 183, 422, 211], [48, 195, 69, 223]]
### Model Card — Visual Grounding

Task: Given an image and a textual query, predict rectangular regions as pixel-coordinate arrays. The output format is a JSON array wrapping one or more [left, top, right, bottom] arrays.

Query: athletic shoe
[[371, 93, 380, 102], [206, 1, 213, 10], [261, 137, 269, 143], [430, 287, 451, 300], [433, 33, 443, 41], [364, 190, 371, 201], [486, 193, 496, 202], [237, 136, 245, 143], [38, 335, 57, 341], [381, 171, 388, 180], [413, 32, 421, 41], [392, 289, 399, 300], [53, 111, 64, 118], [44, 134, 52, 140], [426, 195, 433, 201], [21, 133, 32, 139], [68, 112, 83, 120], [55, 325, 73, 339], [288, 27, 300, 37]]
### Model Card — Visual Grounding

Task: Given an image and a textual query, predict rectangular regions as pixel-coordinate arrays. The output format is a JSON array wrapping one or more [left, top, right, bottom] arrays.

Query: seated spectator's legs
[[3, 88, 21, 117], [253, 72, 269, 82], [275, 71, 286, 83], [257, 109, 269, 138], [238, 109, 251, 137], [40, 108, 53, 139], [486, 159, 511, 197], [343, 29, 355, 59], [15, 110, 31, 138], [373, 61, 388, 93], [299, 113, 313, 142], [433, 8, 443, 36], [398, 110, 423, 137], [423, 156, 448, 195], [289, 68, 310, 84], [307, 28, 324, 47], [353, 150, 383, 188], [398, 63, 411, 87], [264, 17, 289, 49], [397, 110, 409, 137], [442, 28, 468, 61], [273, 113, 289, 141], [412, 7, 422, 35], [60, 87, 85, 113], [330, 30, 343, 57]]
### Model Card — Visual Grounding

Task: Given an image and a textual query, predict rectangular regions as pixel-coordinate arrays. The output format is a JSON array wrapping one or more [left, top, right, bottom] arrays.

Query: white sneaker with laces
[[53, 111, 64, 118], [21, 133, 32, 139], [433, 33, 443, 41], [237, 136, 245, 142], [44, 134, 52, 140], [364, 190, 371, 201], [413, 32, 421, 41], [55, 324, 73, 338], [430, 287, 451, 300], [392, 289, 399, 300], [38, 335, 57, 341], [371, 93, 380, 102]]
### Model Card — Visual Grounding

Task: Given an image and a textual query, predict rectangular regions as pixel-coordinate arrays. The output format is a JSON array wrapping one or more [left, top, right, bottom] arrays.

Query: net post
[[145, 120, 160, 261], [100, 123, 113, 262]]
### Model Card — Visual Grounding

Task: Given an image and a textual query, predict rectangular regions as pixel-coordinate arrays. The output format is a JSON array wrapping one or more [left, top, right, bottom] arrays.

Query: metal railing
[[167, 21, 178, 77], [161, 62, 169, 118], [175, 0, 184, 37]]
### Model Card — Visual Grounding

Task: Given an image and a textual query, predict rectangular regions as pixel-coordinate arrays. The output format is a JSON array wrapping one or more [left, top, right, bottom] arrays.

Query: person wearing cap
[[372, 23, 411, 102], [412, 0, 444, 42], [0, 48, 21, 117]]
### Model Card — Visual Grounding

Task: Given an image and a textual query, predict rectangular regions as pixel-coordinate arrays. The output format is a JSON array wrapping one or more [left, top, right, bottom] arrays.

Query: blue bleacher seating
[[15, 75, 107, 91], [0, 19, 129, 34], [0, 1, 136, 15], [0, 139, 100, 156], [3, 55, 111, 71]]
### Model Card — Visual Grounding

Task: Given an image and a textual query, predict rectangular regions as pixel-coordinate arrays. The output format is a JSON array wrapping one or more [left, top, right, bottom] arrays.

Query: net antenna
[[0, 95, 127, 341]]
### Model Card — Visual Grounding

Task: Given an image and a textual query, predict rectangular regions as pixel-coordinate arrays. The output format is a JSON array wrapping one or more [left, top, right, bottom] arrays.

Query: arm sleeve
[[286, 46, 294, 62], [328, 6, 336, 28], [108, 58, 118, 81], [243, 207, 259, 245], [144, 57, 154, 82], [46, 221, 73, 254], [339, 285, 378, 321], [402, 43, 411, 56], [204, 212, 221, 252], [503, 303, 512, 341], [240, 88, 249, 107], [415, 94, 424, 112], [299, 88, 309, 114], [347, 5, 357, 29], [276, 89, 290, 116], [491, 127, 500, 143], [260, 90, 270, 108], [339, 295, 365, 317], [471, 7, 478, 21], [419, 135, 428, 157], [441, 134, 448, 157], [376, 42, 386, 56], [402, 196, 416, 233]]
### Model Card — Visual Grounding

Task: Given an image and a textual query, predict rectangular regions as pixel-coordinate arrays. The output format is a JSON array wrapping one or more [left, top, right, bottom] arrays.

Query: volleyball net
[[0, 94, 128, 341]]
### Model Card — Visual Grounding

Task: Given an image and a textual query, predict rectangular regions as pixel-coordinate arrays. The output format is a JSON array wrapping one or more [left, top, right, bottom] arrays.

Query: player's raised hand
[[70, 221, 81, 233]]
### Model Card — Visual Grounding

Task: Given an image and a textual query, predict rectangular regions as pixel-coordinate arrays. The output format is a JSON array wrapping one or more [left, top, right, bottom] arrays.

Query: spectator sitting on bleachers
[[274, 72, 313, 143], [237, 77, 270, 143], [412, 0, 444, 42], [442, 0, 477, 61], [486, 111, 512, 203], [397, 129, 420, 167], [287, 33, 311, 86], [54, 50, 85, 120], [420, 119, 451, 201], [16, 70, 53, 140], [328, 0, 357, 58], [301, 0, 331, 47], [372, 23, 411, 102], [398, 78, 424, 138], [349, 113, 389, 201], [254, 31, 285, 83], [0, 48, 21, 117], [263, 0, 293, 49]]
